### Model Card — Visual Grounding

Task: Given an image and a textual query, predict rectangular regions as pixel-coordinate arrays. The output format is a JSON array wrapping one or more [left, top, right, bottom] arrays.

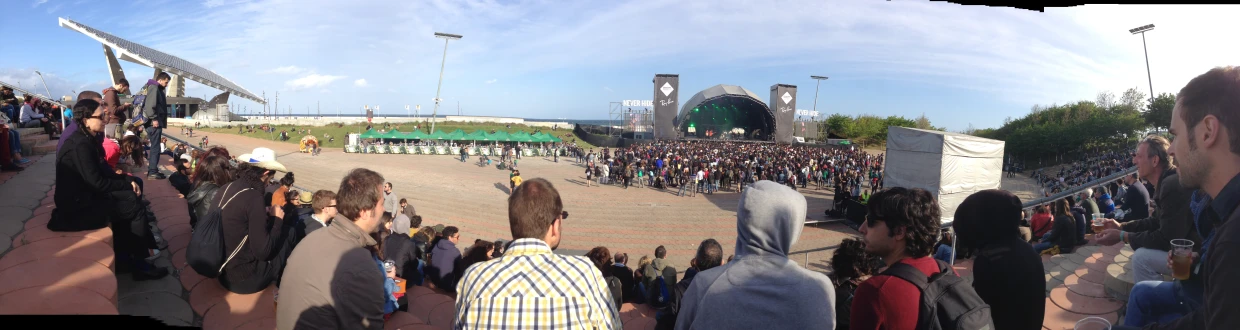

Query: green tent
[[381, 130, 403, 139], [467, 130, 490, 141], [400, 130, 429, 140], [427, 130, 449, 140], [446, 129, 467, 141], [488, 130, 511, 142], [359, 129, 382, 139], [509, 131, 534, 143]]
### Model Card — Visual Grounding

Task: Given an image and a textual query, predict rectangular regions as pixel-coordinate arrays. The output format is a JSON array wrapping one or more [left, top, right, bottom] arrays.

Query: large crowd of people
[[26, 66, 1240, 329]]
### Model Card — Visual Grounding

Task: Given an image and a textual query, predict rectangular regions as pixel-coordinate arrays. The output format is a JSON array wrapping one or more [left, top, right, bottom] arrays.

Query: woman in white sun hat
[[212, 147, 294, 294]]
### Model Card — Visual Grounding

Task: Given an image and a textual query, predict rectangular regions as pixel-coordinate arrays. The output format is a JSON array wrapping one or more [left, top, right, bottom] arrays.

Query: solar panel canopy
[[59, 17, 266, 104]]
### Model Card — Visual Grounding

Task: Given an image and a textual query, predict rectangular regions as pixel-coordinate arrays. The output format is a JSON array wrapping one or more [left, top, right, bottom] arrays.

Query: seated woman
[[48, 99, 167, 281], [216, 149, 294, 294]]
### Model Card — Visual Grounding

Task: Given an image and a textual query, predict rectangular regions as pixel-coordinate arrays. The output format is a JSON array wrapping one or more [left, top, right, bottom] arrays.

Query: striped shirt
[[453, 238, 621, 330]]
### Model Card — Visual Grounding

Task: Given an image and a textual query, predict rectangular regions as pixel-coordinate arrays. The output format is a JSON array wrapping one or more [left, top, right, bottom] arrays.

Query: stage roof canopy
[[58, 17, 266, 104], [676, 84, 777, 139]]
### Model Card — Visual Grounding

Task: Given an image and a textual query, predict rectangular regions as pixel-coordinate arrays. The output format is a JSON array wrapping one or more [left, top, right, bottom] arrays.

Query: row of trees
[[813, 87, 1175, 165]]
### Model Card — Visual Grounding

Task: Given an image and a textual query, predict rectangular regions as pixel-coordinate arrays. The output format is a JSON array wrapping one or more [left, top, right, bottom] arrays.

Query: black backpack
[[186, 184, 252, 278], [880, 260, 994, 330]]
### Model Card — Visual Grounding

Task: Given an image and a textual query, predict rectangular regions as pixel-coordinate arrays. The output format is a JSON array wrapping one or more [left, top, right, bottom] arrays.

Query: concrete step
[[31, 140, 56, 156], [15, 128, 44, 138], [18, 133, 50, 157]]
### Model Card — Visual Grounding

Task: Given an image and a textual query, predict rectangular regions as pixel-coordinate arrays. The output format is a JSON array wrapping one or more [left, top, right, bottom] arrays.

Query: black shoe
[[132, 265, 170, 281], [147, 173, 166, 180], [1, 164, 24, 172]]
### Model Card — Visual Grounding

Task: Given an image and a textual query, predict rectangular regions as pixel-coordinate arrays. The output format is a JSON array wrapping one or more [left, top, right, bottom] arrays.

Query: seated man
[[47, 99, 167, 280]]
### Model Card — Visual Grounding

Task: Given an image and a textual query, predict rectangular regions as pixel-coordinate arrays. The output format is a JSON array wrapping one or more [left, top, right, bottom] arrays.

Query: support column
[[102, 45, 126, 85]]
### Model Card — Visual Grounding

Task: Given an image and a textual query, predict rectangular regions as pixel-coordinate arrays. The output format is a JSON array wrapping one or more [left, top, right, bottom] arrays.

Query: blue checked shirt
[[453, 238, 621, 330]]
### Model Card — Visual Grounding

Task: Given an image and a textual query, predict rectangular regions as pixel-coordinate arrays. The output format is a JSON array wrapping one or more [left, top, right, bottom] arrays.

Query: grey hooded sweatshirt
[[674, 180, 836, 330]]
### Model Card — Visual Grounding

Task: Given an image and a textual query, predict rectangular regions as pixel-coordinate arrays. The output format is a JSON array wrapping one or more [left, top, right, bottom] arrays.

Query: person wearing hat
[[215, 147, 294, 294]]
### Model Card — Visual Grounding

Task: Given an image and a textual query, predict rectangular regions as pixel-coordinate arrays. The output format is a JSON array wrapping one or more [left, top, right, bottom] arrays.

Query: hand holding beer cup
[[1169, 239, 1195, 281], [1094, 229, 1122, 246], [1101, 218, 1121, 230]]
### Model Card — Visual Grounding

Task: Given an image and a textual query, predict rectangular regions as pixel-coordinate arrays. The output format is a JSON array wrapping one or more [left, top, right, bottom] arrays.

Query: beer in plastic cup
[[1075, 316, 1111, 330], [1171, 239, 1194, 280], [1092, 218, 1105, 234]]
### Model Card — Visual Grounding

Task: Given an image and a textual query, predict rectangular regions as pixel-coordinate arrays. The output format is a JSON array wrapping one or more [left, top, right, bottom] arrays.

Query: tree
[[1145, 92, 1176, 131], [1121, 87, 1148, 111], [825, 114, 852, 137], [1096, 91, 1116, 110], [915, 113, 933, 129]]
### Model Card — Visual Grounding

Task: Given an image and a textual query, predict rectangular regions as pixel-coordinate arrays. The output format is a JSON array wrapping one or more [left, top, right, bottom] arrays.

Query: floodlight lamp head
[[1128, 24, 1154, 34], [810, 75, 828, 80], [434, 32, 463, 40]]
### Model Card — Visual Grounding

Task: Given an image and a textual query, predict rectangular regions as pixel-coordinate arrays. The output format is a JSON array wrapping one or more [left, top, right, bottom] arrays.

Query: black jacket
[[1123, 181, 1152, 220], [186, 182, 220, 229], [214, 179, 287, 292], [609, 264, 636, 302], [48, 127, 134, 231], [140, 82, 167, 125], [1048, 214, 1077, 253], [382, 233, 420, 280], [170, 172, 192, 197], [1121, 169, 1202, 251], [972, 237, 1046, 330]]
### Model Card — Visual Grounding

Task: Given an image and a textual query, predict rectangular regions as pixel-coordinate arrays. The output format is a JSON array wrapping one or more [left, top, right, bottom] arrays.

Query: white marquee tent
[[883, 126, 1006, 224]]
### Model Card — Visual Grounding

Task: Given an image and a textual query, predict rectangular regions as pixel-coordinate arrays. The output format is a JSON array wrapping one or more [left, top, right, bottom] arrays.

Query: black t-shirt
[[972, 238, 1047, 330]]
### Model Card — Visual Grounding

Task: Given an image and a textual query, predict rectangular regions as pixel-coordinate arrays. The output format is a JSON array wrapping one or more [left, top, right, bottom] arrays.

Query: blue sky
[[2, 0, 1236, 131]]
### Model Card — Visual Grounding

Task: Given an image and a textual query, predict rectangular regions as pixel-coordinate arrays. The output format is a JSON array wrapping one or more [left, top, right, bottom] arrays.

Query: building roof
[[59, 17, 266, 104]]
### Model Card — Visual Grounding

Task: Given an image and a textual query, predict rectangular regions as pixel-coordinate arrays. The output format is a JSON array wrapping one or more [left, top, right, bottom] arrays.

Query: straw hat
[[236, 147, 288, 172], [298, 191, 314, 204]]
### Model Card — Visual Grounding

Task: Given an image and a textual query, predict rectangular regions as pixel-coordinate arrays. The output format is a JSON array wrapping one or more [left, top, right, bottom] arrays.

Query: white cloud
[[285, 73, 346, 91], [31, 0, 47, 8], [485, 79, 497, 84], [354, 78, 368, 87], [45, 3, 63, 13], [603, 86, 613, 92], [262, 65, 306, 75]]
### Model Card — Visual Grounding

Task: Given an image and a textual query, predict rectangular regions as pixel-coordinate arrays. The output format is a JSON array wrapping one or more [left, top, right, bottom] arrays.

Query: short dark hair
[[1177, 66, 1240, 155], [193, 155, 233, 187], [399, 198, 407, 205], [116, 78, 129, 87], [311, 190, 337, 213], [77, 90, 101, 102], [507, 178, 563, 240], [336, 168, 385, 221], [442, 226, 459, 239], [157, 72, 171, 81], [409, 215, 423, 229], [654, 245, 667, 259], [952, 190, 1023, 251], [694, 239, 723, 271], [587, 246, 613, 276], [865, 187, 941, 258]]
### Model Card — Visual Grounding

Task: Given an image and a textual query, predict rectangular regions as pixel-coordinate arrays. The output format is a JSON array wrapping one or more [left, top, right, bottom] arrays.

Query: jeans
[[1, 105, 13, 123], [1033, 241, 1054, 254], [8, 130, 20, 155], [1132, 248, 1173, 283], [1124, 281, 1191, 327], [145, 125, 162, 175]]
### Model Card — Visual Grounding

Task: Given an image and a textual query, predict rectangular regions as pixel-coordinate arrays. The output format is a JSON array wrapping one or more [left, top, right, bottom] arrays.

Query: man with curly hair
[[851, 187, 944, 330]]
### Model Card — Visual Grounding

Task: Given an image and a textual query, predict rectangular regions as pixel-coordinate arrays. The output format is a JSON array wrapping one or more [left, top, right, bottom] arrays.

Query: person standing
[[142, 73, 171, 179], [953, 190, 1046, 330]]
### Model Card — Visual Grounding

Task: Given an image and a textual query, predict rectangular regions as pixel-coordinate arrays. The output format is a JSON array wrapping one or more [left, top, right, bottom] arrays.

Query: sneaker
[[16, 158, 31, 165], [147, 173, 166, 180]]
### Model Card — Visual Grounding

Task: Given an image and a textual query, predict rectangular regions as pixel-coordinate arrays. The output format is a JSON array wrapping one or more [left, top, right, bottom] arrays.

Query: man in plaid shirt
[[453, 178, 621, 329]]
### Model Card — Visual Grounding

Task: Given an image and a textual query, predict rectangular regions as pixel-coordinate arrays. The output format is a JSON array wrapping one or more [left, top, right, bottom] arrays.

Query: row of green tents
[[358, 128, 563, 143]]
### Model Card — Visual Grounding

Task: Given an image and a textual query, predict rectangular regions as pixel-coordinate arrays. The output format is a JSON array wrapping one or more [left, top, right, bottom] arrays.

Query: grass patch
[[182, 121, 595, 149]]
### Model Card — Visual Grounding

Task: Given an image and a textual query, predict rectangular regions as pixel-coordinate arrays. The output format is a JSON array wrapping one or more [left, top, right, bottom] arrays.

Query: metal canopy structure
[[0, 80, 73, 109], [58, 17, 266, 104], [676, 84, 777, 140]]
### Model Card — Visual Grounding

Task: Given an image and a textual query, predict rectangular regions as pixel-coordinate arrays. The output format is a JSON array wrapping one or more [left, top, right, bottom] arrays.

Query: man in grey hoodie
[[674, 180, 836, 330]]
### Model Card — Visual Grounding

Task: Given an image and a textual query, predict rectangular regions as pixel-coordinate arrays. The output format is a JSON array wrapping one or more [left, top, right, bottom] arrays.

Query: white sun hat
[[236, 147, 287, 172]]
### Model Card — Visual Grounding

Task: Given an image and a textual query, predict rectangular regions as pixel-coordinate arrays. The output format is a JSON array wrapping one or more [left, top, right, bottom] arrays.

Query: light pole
[[34, 71, 58, 128], [1129, 24, 1155, 106], [430, 32, 462, 133], [810, 75, 828, 140]]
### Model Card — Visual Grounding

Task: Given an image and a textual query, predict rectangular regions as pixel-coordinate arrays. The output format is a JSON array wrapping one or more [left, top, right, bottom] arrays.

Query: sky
[[1, 0, 1236, 131]]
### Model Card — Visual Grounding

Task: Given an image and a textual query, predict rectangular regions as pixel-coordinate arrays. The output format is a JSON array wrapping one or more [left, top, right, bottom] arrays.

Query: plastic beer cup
[[1171, 239, 1194, 280], [1075, 316, 1110, 330]]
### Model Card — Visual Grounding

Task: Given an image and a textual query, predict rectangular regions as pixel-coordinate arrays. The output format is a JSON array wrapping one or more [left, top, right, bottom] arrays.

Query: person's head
[[279, 172, 295, 187], [336, 168, 386, 233], [442, 226, 460, 244], [156, 72, 171, 87], [414, 226, 436, 242], [287, 189, 302, 206], [175, 159, 190, 175], [830, 238, 882, 284], [952, 189, 1023, 251], [507, 178, 564, 249], [409, 214, 422, 229], [654, 245, 667, 259], [72, 99, 104, 135], [637, 255, 652, 272], [1055, 197, 1073, 217], [115, 78, 130, 94], [78, 91, 102, 103], [1169, 66, 1240, 192], [614, 252, 628, 265], [860, 187, 940, 262], [587, 246, 613, 275], [399, 198, 408, 209], [1079, 188, 1093, 203], [694, 238, 724, 272], [384, 182, 393, 193], [193, 155, 233, 186], [1135, 135, 1173, 181]]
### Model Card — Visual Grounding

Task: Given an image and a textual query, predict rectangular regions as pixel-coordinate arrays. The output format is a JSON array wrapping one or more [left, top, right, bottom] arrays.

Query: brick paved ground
[[171, 129, 1047, 274]]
